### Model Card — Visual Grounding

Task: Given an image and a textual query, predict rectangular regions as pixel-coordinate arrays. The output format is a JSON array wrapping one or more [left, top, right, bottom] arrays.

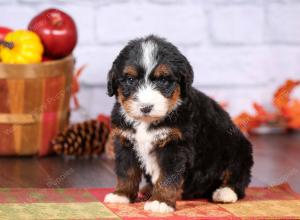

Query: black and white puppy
[[104, 35, 253, 213]]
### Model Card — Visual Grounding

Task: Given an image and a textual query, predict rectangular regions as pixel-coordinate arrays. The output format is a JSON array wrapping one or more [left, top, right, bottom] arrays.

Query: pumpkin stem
[[0, 40, 14, 49]]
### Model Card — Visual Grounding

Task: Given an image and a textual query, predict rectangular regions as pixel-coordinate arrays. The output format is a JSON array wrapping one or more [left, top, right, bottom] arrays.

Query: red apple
[[42, 56, 54, 62], [0, 27, 13, 40], [28, 8, 77, 58]]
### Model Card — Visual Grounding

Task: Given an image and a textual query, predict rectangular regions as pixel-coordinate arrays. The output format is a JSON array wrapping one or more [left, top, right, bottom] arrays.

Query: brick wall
[[1, 0, 300, 120]]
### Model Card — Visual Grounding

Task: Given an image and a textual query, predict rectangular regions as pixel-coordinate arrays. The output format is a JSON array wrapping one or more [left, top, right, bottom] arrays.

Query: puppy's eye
[[160, 78, 167, 83], [125, 76, 137, 85], [158, 77, 171, 86]]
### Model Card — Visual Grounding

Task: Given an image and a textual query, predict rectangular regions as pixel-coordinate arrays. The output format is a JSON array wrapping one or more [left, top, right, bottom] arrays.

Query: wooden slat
[[21, 78, 44, 154], [39, 75, 68, 156], [0, 113, 37, 124], [0, 80, 15, 154], [7, 80, 25, 154]]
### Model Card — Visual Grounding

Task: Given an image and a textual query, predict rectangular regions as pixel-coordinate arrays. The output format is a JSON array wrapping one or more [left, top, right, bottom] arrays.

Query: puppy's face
[[107, 36, 193, 122]]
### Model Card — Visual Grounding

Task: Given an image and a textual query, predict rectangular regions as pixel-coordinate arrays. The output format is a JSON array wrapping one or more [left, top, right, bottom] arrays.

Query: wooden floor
[[0, 133, 299, 193]]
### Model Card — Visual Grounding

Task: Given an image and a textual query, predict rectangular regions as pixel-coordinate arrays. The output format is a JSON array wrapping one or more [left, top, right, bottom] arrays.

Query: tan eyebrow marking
[[123, 65, 138, 77], [153, 64, 171, 77]]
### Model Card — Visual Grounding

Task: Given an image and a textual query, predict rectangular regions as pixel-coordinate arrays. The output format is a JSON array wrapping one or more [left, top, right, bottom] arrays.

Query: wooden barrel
[[0, 56, 74, 156]]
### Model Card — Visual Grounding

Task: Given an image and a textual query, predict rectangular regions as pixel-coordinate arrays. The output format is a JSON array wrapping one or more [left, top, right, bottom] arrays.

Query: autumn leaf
[[281, 100, 300, 129], [253, 102, 274, 122], [273, 80, 300, 111], [233, 103, 275, 133], [234, 112, 261, 133], [234, 79, 300, 132], [71, 64, 87, 110], [72, 64, 87, 95], [97, 114, 111, 130]]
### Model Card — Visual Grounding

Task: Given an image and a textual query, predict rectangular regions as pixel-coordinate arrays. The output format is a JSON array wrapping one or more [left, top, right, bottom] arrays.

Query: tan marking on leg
[[110, 128, 132, 146], [221, 170, 231, 186], [114, 168, 142, 202], [138, 183, 153, 201], [153, 128, 182, 148], [148, 174, 183, 209], [144, 175, 183, 212]]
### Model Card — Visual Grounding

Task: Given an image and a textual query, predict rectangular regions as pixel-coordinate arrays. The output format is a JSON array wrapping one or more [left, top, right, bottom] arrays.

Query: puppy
[[104, 35, 253, 213]]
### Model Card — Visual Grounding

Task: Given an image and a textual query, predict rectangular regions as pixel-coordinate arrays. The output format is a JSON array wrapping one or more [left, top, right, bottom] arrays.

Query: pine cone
[[51, 119, 110, 157], [104, 132, 115, 159]]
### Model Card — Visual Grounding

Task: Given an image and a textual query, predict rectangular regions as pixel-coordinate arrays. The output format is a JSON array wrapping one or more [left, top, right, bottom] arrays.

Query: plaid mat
[[0, 183, 299, 219]]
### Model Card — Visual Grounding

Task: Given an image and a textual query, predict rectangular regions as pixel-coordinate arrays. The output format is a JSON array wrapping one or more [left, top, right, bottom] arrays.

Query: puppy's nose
[[140, 105, 153, 114]]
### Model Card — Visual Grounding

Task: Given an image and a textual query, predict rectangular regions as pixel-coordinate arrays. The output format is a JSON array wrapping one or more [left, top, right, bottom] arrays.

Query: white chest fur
[[131, 122, 170, 184]]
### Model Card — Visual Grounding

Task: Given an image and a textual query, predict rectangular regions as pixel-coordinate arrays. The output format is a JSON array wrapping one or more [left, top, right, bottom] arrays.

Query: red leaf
[[273, 80, 300, 111]]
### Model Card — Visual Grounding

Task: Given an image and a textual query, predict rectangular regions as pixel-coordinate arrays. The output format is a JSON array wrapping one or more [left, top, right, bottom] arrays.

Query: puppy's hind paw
[[104, 193, 130, 204]]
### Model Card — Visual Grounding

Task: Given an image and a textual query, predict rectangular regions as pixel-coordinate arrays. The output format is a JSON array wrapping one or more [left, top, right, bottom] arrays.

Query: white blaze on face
[[129, 40, 169, 118], [141, 40, 158, 76]]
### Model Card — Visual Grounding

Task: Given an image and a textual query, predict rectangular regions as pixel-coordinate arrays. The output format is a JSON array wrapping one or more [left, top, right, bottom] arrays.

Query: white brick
[[199, 86, 271, 116], [0, 5, 36, 29], [266, 3, 300, 43], [149, 0, 186, 4], [71, 87, 98, 122], [185, 47, 272, 86], [207, 0, 263, 4], [187, 45, 300, 87], [210, 6, 264, 44], [263, 46, 300, 83], [37, 4, 96, 45], [71, 86, 114, 122], [96, 3, 205, 45], [19, 0, 48, 2], [73, 45, 124, 84], [54, 0, 129, 5], [89, 86, 114, 116], [0, 0, 16, 2]]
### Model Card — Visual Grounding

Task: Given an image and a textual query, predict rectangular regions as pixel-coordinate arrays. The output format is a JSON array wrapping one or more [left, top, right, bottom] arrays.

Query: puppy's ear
[[107, 65, 117, 97], [179, 56, 194, 95]]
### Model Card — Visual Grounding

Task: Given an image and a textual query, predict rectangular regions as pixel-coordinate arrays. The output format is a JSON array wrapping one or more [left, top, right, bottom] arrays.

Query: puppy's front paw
[[212, 187, 238, 203], [144, 200, 174, 213], [104, 193, 130, 204]]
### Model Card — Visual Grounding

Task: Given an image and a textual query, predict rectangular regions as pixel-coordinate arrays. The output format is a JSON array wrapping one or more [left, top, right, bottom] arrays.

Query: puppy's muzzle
[[140, 104, 153, 114]]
